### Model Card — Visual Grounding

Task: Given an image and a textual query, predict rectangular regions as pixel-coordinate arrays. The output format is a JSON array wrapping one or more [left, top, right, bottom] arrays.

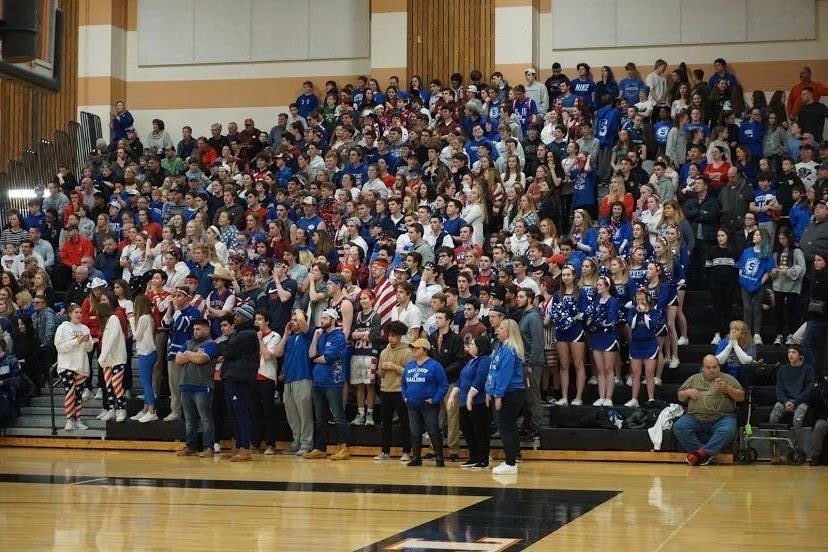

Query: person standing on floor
[[175, 318, 218, 457], [448, 334, 492, 469], [162, 287, 202, 421], [53, 304, 93, 431], [427, 308, 464, 462], [304, 309, 351, 461], [805, 374, 828, 465], [274, 309, 314, 456], [252, 309, 281, 455], [402, 338, 449, 467], [96, 303, 128, 423], [515, 288, 544, 437], [486, 319, 527, 475], [349, 290, 381, 426], [219, 303, 260, 462], [375, 321, 414, 463]]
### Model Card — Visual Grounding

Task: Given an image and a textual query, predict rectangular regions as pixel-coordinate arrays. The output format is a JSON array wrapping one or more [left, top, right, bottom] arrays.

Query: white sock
[[358, 407, 365, 415]]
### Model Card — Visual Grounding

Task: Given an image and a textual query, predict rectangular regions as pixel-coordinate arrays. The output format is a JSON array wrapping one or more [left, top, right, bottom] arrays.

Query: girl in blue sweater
[[738, 228, 776, 345], [486, 319, 526, 475], [447, 334, 493, 469]]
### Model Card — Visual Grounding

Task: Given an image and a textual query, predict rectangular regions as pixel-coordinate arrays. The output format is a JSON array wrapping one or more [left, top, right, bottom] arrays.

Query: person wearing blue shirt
[[708, 58, 739, 91], [653, 111, 673, 155], [296, 81, 319, 119], [570, 155, 598, 213], [570, 63, 596, 109], [305, 309, 351, 460], [738, 228, 776, 344], [275, 309, 315, 456], [447, 334, 493, 469], [511, 85, 538, 135], [109, 100, 134, 143], [618, 63, 646, 105], [739, 108, 765, 159], [342, 148, 369, 186], [486, 318, 526, 474], [484, 94, 502, 141], [789, 186, 812, 243], [402, 338, 449, 467], [176, 319, 219, 457], [161, 287, 204, 421], [595, 99, 621, 181], [465, 124, 499, 165]]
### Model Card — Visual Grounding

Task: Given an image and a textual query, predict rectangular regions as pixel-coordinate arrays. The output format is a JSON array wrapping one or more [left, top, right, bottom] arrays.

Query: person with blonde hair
[[486, 318, 526, 475], [714, 320, 755, 384]]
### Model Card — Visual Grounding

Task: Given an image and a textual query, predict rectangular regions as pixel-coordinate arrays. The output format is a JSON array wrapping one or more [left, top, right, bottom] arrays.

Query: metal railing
[[0, 111, 103, 228], [47, 362, 58, 436]]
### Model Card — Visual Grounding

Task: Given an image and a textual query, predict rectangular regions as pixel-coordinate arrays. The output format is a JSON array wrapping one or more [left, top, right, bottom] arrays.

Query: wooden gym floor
[[0, 447, 826, 551]]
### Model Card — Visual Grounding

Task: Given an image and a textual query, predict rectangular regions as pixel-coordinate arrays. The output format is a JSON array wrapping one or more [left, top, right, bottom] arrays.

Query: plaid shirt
[[33, 307, 60, 346]]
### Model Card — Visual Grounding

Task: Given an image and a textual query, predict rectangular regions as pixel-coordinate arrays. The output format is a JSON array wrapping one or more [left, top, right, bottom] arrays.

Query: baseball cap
[[321, 308, 340, 321], [525, 67, 537, 75], [467, 85, 478, 93], [489, 304, 508, 316], [302, 196, 317, 206], [409, 337, 431, 350]]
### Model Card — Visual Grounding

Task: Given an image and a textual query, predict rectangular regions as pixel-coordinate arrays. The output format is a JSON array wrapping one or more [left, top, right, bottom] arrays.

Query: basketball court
[[1, 447, 825, 551]]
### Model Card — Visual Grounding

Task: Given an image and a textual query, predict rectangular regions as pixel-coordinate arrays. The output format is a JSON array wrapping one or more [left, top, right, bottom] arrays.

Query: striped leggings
[[103, 364, 126, 411], [60, 370, 88, 420]]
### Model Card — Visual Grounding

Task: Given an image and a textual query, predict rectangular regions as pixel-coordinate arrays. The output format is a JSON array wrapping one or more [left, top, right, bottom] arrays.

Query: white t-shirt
[[391, 301, 422, 344]]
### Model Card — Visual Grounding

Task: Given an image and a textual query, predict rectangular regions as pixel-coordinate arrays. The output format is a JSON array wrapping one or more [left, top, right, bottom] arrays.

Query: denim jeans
[[312, 386, 350, 450], [672, 413, 737, 456], [495, 389, 526, 466], [804, 320, 828, 378], [407, 402, 440, 438], [136, 352, 157, 406], [224, 380, 252, 449], [181, 390, 214, 451]]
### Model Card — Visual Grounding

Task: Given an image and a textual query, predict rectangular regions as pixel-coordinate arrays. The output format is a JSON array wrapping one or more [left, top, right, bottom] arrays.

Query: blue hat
[[234, 303, 255, 321]]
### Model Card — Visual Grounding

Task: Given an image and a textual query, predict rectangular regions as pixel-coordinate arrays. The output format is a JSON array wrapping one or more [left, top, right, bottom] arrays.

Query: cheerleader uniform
[[551, 292, 586, 342], [646, 281, 673, 335], [626, 265, 648, 299], [672, 246, 690, 291], [627, 307, 663, 359], [659, 266, 680, 307], [587, 295, 621, 351]]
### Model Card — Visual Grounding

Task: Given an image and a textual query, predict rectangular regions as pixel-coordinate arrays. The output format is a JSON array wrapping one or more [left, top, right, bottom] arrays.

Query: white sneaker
[[654, 377, 662, 386], [592, 398, 605, 406], [554, 398, 569, 406], [711, 333, 721, 345], [130, 411, 145, 421], [100, 409, 115, 422], [96, 410, 108, 420], [785, 334, 794, 345], [587, 376, 598, 385], [213, 443, 221, 453], [571, 398, 583, 406], [773, 334, 783, 345], [124, 390, 132, 399], [81, 388, 92, 401], [399, 453, 411, 462], [491, 462, 518, 475], [351, 413, 365, 426], [74, 419, 88, 430], [163, 413, 179, 422], [364, 416, 375, 427], [373, 452, 390, 461], [94, 389, 103, 400], [115, 409, 127, 422], [602, 399, 614, 407], [138, 412, 158, 423], [669, 357, 680, 369], [64, 419, 75, 431], [677, 336, 689, 346], [625, 376, 633, 387], [614, 377, 621, 386], [624, 398, 639, 407], [753, 333, 763, 345]]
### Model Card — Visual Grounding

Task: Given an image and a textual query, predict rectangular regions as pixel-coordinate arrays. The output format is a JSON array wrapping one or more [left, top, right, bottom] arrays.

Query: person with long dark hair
[[804, 251, 828, 378], [486, 318, 526, 475], [705, 229, 740, 345], [771, 227, 806, 345], [96, 302, 128, 422], [738, 228, 776, 345], [448, 334, 492, 469]]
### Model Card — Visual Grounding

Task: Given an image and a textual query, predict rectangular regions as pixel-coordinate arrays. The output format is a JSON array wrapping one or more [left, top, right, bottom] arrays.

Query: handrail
[[47, 362, 58, 436]]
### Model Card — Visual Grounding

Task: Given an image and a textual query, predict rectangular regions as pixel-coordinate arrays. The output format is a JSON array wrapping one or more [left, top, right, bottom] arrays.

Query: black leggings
[[380, 391, 410, 454], [774, 291, 800, 336], [710, 280, 735, 336], [459, 403, 491, 464], [494, 389, 526, 466]]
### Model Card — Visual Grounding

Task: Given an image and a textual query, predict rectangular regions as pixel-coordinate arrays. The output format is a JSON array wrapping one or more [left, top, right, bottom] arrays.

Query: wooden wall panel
[[407, 0, 494, 88], [0, 0, 79, 169]]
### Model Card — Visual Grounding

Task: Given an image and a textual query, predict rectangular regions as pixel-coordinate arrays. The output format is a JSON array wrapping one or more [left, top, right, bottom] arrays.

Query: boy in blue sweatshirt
[[770, 344, 814, 451], [296, 81, 319, 119], [162, 287, 203, 421], [402, 338, 449, 467]]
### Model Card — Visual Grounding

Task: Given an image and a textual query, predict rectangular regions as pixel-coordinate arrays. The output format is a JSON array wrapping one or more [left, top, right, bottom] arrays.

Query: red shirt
[[704, 161, 731, 192], [60, 236, 95, 268]]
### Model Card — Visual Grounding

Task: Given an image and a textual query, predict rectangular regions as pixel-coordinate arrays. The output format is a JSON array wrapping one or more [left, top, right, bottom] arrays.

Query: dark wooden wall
[[0, 0, 79, 168], [407, 0, 494, 87]]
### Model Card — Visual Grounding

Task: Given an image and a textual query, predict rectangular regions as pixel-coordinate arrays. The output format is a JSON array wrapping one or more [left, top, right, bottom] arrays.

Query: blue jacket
[[402, 357, 448, 405], [457, 355, 490, 406], [790, 201, 811, 242], [283, 330, 313, 383], [163, 306, 202, 360], [312, 328, 348, 388], [738, 247, 775, 294], [739, 121, 765, 158], [595, 105, 621, 148], [485, 343, 525, 398], [342, 162, 369, 186]]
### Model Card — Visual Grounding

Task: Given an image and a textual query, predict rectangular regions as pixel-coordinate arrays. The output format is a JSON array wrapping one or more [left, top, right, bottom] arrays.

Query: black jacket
[[684, 194, 719, 242], [429, 330, 464, 383], [220, 321, 259, 384]]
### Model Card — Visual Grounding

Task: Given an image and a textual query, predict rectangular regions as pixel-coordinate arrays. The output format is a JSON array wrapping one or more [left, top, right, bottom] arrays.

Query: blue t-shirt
[[571, 165, 598, 209], [752, 188, 778, 223], [570, 78, 596, 108], [618, 77, 646, 105], [653, 120, 673, 145], [512, 97, 537, 134], [296, 93, 319, 119], [738, 248, 775, 294]]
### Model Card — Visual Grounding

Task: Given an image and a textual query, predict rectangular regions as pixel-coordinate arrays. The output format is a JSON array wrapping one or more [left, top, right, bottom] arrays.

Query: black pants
[[460, 403, 491, 464], [251, 378, 278, 448], [495, 389, 526, 466], [710, 280, 735, 336], [380, 391, 410, 454], [690, 240, 714, 278], [774, 291, 800, 336], [211, 379, 227, 441]]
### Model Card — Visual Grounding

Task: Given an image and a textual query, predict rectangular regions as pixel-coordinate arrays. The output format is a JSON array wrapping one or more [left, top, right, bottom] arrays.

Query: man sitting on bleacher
[[769, 344, 814, 450], [674, 355, 746, 466]]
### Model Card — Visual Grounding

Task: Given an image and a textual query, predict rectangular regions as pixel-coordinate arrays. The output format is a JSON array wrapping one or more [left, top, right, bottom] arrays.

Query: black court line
[[0, 473, 619, 551]]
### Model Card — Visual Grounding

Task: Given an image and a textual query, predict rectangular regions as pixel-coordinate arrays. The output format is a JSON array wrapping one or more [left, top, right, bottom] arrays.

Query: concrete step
[[19, 406, 111, 418], [30, 396, 104, 408], [12, 415, 108, 430], [1, 427, 105, 439]]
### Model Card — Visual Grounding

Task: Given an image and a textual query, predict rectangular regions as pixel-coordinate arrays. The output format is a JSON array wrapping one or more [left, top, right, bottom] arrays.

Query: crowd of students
[[1, 58, 827, 471]]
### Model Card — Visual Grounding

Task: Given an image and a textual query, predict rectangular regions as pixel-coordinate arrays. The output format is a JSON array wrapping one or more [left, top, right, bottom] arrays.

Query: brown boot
[[230, 448, 253, 462], [222, 448, 239, 459], [176, 447, 197, 457], [330, 444, 351, 461], [198, 448, 214, 458], [302, 448, 327, 459]]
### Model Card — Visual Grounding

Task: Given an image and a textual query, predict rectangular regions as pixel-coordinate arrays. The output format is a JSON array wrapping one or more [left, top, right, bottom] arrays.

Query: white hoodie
[[98, 316, 127, 368], [54, 321, 93, 375]]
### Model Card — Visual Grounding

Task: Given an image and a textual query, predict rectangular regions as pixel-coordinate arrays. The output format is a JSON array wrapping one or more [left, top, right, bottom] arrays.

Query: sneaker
[[460, 460, 477, 468], [654, 377, 662, 386], [330, 445, 351, 460], [74, 419, 88, 430], [624, 398, 639, 407], [176, 447, 197, 457], [115, 409, 127, 422], [199, 448, 214, 458], [773, 334, 783, 345], [625, 376, 633, 387], [785, 334, 795, 345], [587, 376, 598, 385], [473, 462, 489, 469], [554, 398, 569, 407], [423, 452, 436, 460], [138, 412, 158, 423], [491, 462, 518, 475], [699, 453, 715, 466], [711, 333, 721, 345], [373, 452, 390, 461], [96, 410, 107, 420], [263, 446, 277, 456], [677, 336, 689, 346], [100, 409, 115, 422], [685, 451, 701, 466], [94, 388, 103, 400], [163, 412, 180, 422], [364, 416, 375, 427], [669, 357, 680, 369], [406, 457, 423, 467], [592, 398, 605, 407], [281, 445, 300, 455], [64, 419, 75, 431], [399, 453, 411, 463], [602, 399, 614, 407], [351, 413, 365, 426], [213, 443, 222, 453], [753, 333, 763, 345], [230, 448, 253, 462], [130, 411, 145, 421], [81, 388, 92, 401], [303, 449, 327, 459], [448, 454, 460, 462], [296, 449, 311, 457], [571, 398, 583, 406]]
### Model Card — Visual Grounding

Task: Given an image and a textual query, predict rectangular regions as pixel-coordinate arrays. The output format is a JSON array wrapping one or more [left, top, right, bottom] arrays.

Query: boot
[[430, 432, 445, 467], [230, 448, 252, 462], [222, 447, 239, 459], [331, 444, 351, 461], [407, 435, 423, 467]]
